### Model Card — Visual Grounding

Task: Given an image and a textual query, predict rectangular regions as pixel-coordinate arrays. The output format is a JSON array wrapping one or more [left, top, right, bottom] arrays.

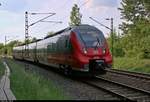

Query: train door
[[64, 34, 73, 65]]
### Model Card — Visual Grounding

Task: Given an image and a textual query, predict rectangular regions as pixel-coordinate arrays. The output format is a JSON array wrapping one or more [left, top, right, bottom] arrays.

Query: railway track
[[106, 69, 150, 80], [79, 76, 150, 102], [77, 69, 150, 101], [100, 69, 150, 93]]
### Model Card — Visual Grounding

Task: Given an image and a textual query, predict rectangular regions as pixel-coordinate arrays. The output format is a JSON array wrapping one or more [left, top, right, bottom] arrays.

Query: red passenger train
[[13, 24, 112, 76]]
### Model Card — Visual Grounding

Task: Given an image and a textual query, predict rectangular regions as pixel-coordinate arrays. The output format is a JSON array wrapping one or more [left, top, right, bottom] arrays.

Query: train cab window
[[75, 28, 105, 48]]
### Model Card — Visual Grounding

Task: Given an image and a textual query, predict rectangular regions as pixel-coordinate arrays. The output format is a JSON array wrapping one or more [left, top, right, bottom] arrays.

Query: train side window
[[68, 39, 73, 50], [65, 35, 69, 48], [65, 37, 72, 53]]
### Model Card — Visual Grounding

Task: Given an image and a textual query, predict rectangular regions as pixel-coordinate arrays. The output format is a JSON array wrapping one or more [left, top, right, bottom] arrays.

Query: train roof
[[44, 24, 98, 39], [14, 24, 99, 48], [44, 27, 72, 39], [14, 38, 43, 47]]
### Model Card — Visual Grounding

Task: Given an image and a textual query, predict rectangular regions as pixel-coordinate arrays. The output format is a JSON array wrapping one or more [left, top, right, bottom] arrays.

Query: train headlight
[[102, 48, 106, 54], [83, 48, 87, 54]]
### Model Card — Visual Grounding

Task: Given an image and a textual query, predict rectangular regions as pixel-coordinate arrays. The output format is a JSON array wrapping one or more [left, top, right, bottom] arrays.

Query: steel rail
[[79, 79, 133, 101], [95, 76, 150, 101], [106, 69, 150, 80]]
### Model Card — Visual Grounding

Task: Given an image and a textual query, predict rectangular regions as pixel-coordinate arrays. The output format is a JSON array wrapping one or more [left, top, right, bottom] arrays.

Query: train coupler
[[89, 59, 106, 75]]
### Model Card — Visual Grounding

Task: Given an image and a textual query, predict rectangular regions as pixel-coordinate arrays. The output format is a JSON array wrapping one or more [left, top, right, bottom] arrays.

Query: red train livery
[[13, 24, 112, 76]]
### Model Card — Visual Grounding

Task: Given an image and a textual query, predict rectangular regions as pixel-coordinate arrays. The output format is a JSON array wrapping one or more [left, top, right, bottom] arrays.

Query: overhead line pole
[[5, 36, 7, 47], [25, 11, 29, 58], [25, 11, 62, 59], [24, 12, 56, 58], [111, 18, 114, 68], [4, 35, 19, 57], [106, 18, 114, 68]]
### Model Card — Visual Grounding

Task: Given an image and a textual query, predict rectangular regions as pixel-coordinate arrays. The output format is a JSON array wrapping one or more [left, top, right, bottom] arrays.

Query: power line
[[54, 0, 69, 11], [29, 13, 55, 15], [25, 11, 58, 58], [40, 20, 62, 24], [79, 0, 91, 9], [89, 17, 111, 30], [29, 13, 56, 27]]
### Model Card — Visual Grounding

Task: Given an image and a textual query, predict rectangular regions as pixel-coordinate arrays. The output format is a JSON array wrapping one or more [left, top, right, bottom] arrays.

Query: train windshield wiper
[[94, 37, 101, 50]]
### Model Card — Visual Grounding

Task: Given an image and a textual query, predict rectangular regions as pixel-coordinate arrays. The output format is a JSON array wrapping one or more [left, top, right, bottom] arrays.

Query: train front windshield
[[76, 28, 105, 48]]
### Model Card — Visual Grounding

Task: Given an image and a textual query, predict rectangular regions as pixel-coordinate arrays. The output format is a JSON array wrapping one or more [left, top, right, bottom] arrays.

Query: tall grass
[[0, 58, 5, 78], [7, 59, 70, 100], [114, 57, 150, 74]]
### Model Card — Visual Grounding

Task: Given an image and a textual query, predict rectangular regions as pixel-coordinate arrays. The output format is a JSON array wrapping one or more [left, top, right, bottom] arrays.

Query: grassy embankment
[[0, 58, 5, 78], [6, 59, 70, 100], [114, 57, 150, 74]]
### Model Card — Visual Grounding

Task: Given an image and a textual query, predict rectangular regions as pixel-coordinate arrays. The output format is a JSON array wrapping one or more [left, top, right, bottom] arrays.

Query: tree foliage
[[0, 40, 22, 56], [69, 4, 82, 26], [47, 31, 54, 36], [117, 0, 150, 58], [107, 29, 125, 57], [0, 43, 4, 49]]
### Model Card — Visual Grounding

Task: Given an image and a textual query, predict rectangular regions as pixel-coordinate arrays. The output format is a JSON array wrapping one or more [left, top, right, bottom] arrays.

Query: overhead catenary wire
[[79, 0, 91, 9], [29, 0, 69, 35], [29, 13, 56, 27], [40, 21, 62, 24], [89, 17, 111, 30]]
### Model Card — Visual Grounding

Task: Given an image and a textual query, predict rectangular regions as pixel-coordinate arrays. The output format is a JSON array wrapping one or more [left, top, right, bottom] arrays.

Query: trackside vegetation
[[114, 57, 150, 74], [0, 1, 149, 75], [6, 59, 70, 100], [0, 58, 5, 78]]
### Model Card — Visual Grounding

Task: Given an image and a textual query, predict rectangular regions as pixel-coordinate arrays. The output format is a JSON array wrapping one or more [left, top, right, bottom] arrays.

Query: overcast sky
[[0, 0, 122, 43]]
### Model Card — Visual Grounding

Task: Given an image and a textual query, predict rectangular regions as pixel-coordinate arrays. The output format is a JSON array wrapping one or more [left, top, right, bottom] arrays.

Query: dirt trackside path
[[0, 60, 16, 100]]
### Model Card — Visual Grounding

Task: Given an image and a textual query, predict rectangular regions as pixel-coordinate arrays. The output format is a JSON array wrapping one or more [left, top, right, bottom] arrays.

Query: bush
[[113, 42, 125, 57]]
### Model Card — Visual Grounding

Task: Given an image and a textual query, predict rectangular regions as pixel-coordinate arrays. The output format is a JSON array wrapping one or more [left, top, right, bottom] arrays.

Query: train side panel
[[13, 46, 23, 60], [36, 39, 49, 65], [26, 43, 36, 62]]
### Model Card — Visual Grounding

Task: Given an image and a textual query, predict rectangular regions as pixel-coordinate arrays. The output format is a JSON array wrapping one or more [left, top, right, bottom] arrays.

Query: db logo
[[94, 50, 98, 54]]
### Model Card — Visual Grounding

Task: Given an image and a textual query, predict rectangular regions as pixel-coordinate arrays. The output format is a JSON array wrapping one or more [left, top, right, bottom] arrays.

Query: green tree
[[69, 4, 82, 26], [0, 43, 4, 49], [119, 0, 150, 58], [47, 31, 54, 36], [31, 37, 37, 42], [0, 40, 22, 56], [107, 29, 125, 57], [0, 43, 4, 55], [119, 0, 149, 34]]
